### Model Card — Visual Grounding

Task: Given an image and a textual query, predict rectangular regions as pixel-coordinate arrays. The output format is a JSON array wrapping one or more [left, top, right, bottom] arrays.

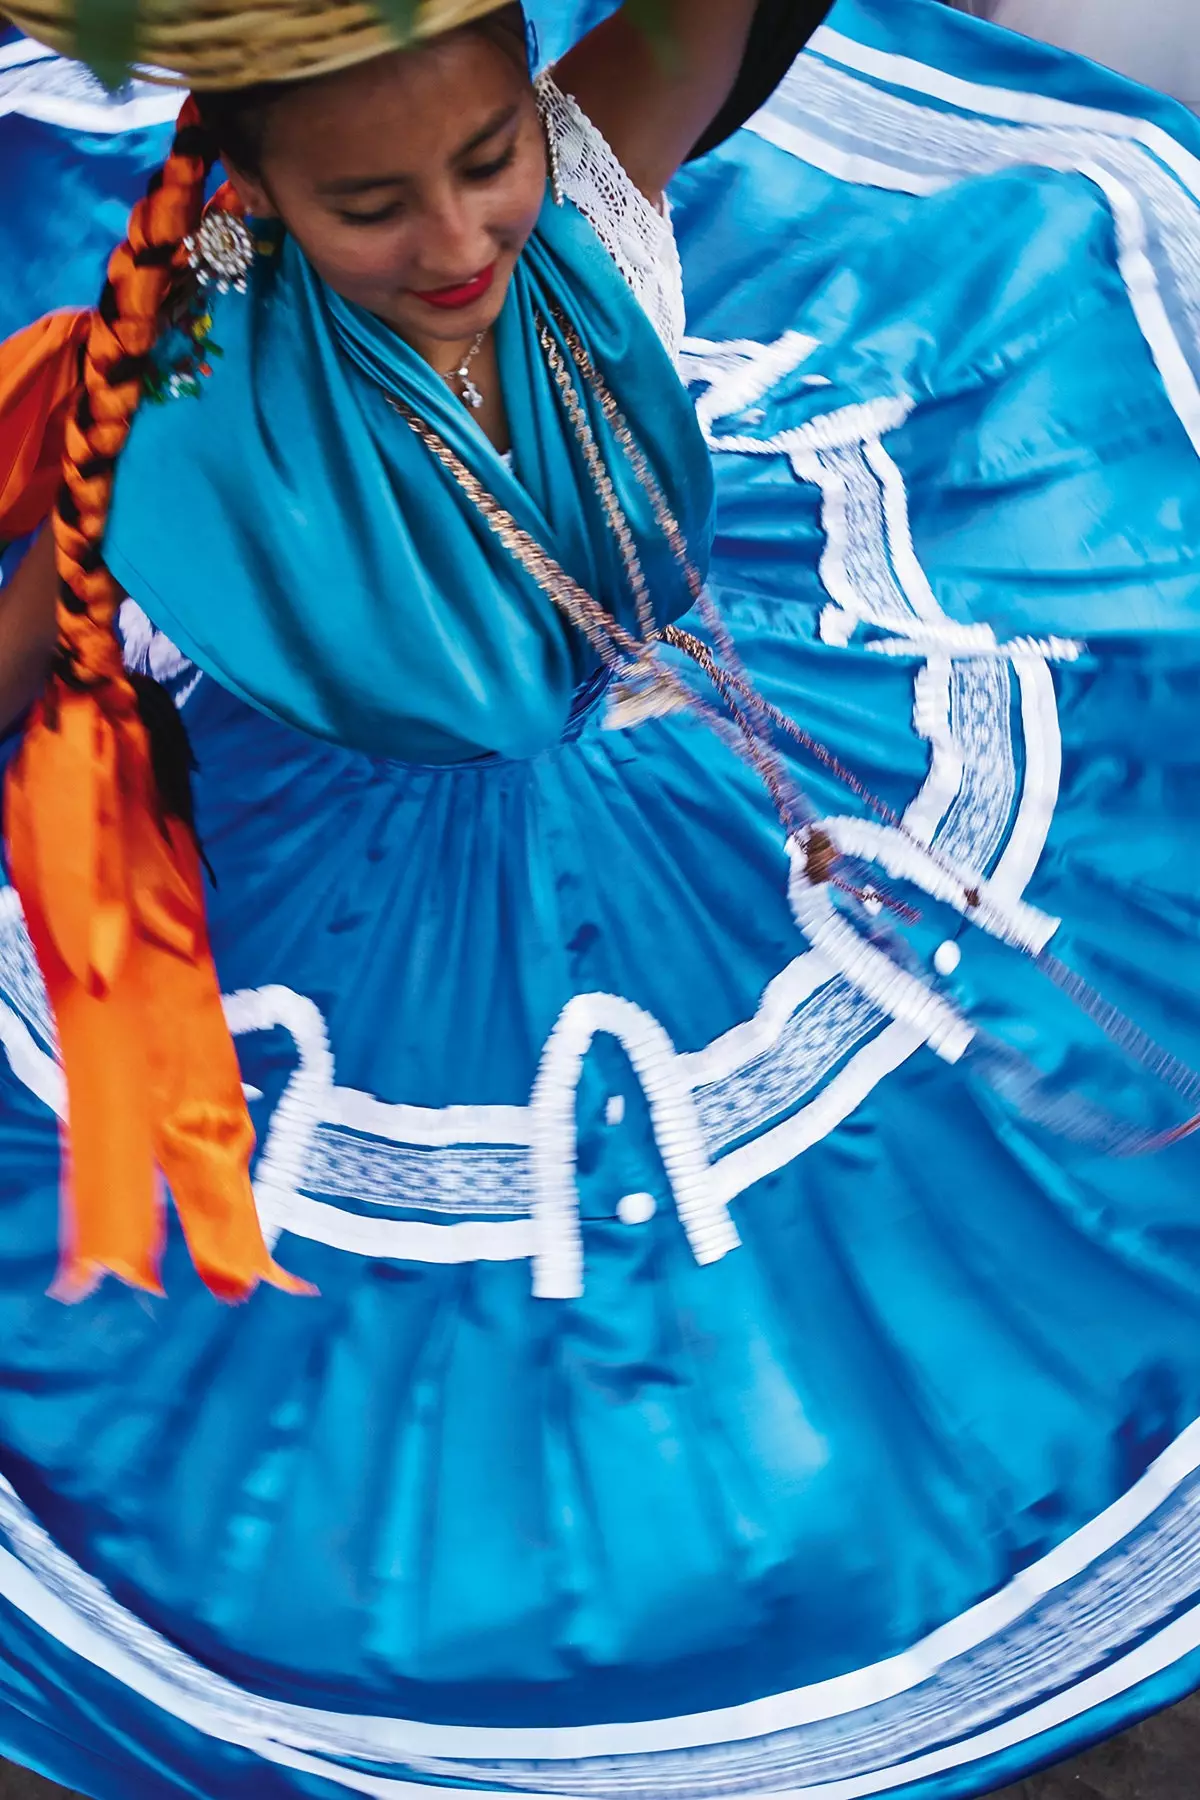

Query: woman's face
[[230, 31, 546, 347]]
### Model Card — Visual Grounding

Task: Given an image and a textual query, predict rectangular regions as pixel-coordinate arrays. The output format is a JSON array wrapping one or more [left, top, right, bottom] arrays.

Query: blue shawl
[[103, 188, 714, 764]]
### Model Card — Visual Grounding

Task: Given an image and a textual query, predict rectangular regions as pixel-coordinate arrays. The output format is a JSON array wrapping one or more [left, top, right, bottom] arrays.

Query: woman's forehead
[[266, 34, 527, 171]]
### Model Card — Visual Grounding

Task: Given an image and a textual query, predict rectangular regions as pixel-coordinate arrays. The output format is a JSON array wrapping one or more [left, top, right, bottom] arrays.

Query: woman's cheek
[[310, 230, 415, 299]]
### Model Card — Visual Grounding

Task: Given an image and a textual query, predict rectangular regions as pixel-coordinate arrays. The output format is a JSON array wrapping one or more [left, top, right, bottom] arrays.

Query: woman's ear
[[223, 164, 276, 220]]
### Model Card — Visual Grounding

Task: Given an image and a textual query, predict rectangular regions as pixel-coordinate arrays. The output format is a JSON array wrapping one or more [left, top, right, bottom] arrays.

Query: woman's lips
[[410, 264, 496, 310]]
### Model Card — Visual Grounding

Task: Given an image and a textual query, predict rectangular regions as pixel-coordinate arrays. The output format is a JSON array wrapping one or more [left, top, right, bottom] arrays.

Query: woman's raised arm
[[0, 530, 58, 736], [553, 0, 763, 201]]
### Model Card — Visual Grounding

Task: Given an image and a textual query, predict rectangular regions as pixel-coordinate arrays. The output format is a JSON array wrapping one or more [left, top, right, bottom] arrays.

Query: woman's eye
[[462, 144, 517, 184], [338, 202, 404, 226]]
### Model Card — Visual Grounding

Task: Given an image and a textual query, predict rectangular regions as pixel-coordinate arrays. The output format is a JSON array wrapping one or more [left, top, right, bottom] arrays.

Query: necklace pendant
[[461, 375, 484, 410]]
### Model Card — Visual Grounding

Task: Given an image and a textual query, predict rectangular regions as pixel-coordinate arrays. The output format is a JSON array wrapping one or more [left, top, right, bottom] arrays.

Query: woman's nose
[[414, 191, 493, 280]]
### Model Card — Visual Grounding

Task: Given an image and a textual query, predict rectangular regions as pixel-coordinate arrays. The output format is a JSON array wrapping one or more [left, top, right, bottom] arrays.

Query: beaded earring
[[535, 73, 564, 207], [146, 198, 274, 403], [184, 207, 255, 294]]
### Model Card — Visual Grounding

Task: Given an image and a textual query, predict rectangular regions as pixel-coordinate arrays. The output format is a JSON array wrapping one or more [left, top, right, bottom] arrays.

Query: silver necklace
[[440, 330, 486, 410]]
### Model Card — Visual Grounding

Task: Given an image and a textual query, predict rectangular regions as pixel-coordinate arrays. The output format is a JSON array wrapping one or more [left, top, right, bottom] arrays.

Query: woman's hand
[[0, 529, 58, 735], [554, 0, 762, 202]]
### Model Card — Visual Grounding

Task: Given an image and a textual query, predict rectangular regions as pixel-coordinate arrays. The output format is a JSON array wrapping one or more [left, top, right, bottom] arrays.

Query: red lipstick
[[411, 263, 496, 310]]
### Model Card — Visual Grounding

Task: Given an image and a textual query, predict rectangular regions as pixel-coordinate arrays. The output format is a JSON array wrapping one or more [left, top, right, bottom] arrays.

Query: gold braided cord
[[3, 0, 511, 90]]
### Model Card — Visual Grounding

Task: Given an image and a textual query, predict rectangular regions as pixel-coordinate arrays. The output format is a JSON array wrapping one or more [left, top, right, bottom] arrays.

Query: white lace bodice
[[539, 75, 687, 362]]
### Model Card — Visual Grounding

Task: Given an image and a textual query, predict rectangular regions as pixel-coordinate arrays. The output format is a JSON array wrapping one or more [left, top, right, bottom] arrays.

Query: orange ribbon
[[0, 310, 310, 1302], [0, 311, 90, 541]]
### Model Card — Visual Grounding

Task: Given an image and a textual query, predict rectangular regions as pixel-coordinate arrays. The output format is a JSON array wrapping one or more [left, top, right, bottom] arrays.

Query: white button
[[617, 1191, 657, 1226], [933, 939, 962, 976], [605, 1095, 625, 1126]]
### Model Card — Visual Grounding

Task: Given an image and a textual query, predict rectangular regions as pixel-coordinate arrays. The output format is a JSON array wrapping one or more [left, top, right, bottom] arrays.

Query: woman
[[1, 0, 1200, 1795]]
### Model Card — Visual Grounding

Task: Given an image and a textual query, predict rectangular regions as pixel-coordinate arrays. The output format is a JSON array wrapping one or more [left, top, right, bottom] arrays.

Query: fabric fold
[[0, 309, 89, 543]]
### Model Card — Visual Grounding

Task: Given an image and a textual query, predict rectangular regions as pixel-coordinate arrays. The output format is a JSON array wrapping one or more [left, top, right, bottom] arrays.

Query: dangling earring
[[144, 196, 259, 403], [535, 73, 564, 207], [184, 207, 255, 295]]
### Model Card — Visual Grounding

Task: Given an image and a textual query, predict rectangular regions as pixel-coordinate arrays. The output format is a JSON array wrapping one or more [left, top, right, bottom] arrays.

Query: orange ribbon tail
[[0, 310, 90, 541], [5, 691, 312, 1300]]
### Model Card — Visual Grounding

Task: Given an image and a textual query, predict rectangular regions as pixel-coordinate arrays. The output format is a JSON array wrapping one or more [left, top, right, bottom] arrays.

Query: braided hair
[[50, 98, 216, 823]]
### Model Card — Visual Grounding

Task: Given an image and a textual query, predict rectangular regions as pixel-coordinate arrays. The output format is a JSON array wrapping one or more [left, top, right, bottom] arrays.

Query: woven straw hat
[[1, 0, 515, 89]]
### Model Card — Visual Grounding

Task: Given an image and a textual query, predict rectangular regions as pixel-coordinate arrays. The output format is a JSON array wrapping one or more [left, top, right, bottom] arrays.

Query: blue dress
[[3, 3, 1200, 1797]]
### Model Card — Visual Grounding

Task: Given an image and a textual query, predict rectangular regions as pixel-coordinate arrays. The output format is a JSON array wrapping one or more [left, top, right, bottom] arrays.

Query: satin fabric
[[0, 308, 88, 541], [0, 47, 172, 349], [103, 189, 714, 766], [0, 1, 1198, 1796]]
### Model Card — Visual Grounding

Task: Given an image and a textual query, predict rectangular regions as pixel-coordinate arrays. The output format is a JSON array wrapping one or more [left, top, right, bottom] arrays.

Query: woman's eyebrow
[[316, 104, 518, 195]]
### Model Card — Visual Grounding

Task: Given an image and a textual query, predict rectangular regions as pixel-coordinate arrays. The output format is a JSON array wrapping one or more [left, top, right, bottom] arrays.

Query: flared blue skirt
[[2, 1, 1200, 1794]]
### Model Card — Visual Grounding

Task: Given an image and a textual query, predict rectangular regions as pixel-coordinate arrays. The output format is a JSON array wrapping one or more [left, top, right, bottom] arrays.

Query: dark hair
[[193, 3, 528, 178], [191, 80, 287, 177]]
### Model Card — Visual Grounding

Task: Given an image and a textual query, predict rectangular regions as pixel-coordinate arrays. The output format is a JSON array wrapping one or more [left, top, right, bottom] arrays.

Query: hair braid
[[50, 101, 215, 728]]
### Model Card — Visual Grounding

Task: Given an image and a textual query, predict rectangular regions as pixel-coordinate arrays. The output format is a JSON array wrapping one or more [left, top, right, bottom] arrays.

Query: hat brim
[[2, 0, 515, 90]]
